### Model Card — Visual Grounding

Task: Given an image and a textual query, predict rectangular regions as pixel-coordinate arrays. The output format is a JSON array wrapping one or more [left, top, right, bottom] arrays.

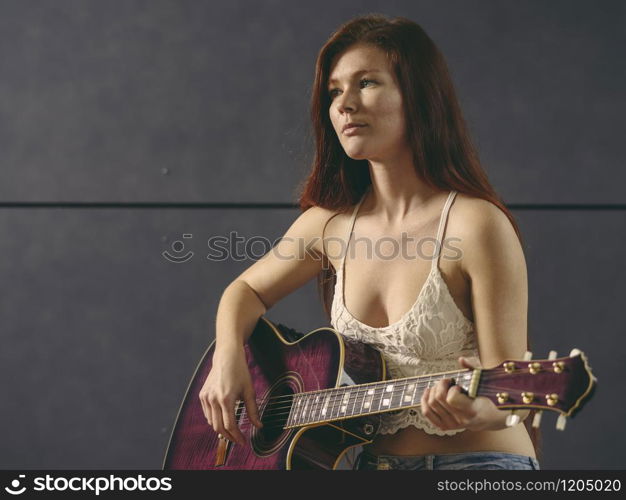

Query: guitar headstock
[[477, 348, 597, 431]]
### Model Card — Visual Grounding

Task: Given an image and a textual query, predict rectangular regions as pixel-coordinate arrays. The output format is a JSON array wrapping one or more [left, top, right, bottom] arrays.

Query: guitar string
[[229, 376, 545, 423], [200, 369, 555, 432], [228, 386, 539, 431], [233, 385, 534, 424], [210, 368, 549, 412], [226, 370, 532, 416], [230, 371, 470, 416], [229, 380, 538, 427], [227, 369, 471, 408], [235, 376, 465, 416]]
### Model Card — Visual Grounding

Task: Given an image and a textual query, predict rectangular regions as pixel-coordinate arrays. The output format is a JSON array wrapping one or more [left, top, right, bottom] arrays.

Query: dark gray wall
[[0, 0, 623, 469]]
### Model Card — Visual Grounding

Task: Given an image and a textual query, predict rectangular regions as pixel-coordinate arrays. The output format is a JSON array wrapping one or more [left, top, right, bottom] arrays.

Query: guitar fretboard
[[284, 369, 475, 428]]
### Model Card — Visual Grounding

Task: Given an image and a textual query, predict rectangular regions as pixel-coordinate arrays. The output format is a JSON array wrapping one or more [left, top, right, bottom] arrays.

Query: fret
[[288, 394, 297, 427], [347, 386, 356, 416], [294, 393, 304, 424], [327, 390, 334, 419], [404, 381, 416, 406], [425, 375, 434, 400], [320, 390, 329, 421], [328, 390, 337, 420], [319, 393, 326, 421], [320, 391, 331, 420], [330, 388, 340, 419], [302, 393, 311, 424], [402, 376, 428, 410], [380, 383, 393, 410], [361, 386, 374, 416], [296, 393, 305, 425], [287, 394, 295, 427], [328, 389, 338, 420], [410, 380, 419, 406], [340, 388, 351, 415], [327, 390, 336, 420], [379, 383, 389, 412], [286, 396, 294, 427], [311, 394, 321, 422], [399, 380, 408, 409], [348, 385, 360, 417], [373, 384, 384, 413], [294, 393, 304, 425], [360, 386, 370, 417], [393, 382, 405, 409], [315, 393, 323, 422], [328, 389, 337, 419]]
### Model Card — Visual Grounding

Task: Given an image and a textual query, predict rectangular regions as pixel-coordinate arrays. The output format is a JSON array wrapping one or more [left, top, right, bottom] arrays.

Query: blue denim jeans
[[354, 449, 540, 470]]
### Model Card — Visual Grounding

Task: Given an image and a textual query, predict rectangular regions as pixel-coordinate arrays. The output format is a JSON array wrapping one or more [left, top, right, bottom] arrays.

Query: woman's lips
[[343, 124, 367, 136]]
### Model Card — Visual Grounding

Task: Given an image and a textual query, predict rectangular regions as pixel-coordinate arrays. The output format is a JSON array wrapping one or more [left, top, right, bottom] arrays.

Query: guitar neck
[[284, 368, 477, 428]]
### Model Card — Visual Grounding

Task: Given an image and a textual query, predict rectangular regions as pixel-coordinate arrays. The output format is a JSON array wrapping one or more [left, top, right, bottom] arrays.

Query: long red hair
[[295, 13, 541, 462]]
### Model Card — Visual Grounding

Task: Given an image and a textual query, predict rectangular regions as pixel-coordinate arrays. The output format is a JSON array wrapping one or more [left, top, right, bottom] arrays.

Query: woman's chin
[[344, 149, 370, 160]]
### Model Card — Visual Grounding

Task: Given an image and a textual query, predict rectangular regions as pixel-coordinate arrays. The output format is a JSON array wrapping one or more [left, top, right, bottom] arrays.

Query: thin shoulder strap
[[342, 189, 369, 261], [345, 190, 368, 239], [432, 190, 457, 270]]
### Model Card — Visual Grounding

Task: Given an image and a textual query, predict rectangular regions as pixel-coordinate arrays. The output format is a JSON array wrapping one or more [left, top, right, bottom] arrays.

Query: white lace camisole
[[330, 189, 481, 436]]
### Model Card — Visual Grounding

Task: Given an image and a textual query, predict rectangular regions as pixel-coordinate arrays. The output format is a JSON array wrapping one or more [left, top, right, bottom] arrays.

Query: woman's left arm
[[420, 198, 530, 432]]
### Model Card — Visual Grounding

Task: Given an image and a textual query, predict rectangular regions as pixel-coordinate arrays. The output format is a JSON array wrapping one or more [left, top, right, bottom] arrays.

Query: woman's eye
[[329, 79, 375, 99]]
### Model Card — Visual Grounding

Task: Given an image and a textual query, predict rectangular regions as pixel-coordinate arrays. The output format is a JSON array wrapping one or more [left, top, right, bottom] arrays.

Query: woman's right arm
[[199, 205, 337, 445]]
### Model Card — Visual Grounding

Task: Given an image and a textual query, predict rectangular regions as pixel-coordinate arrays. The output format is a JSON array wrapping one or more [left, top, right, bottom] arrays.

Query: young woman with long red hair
[[200, 13, 541, 470]]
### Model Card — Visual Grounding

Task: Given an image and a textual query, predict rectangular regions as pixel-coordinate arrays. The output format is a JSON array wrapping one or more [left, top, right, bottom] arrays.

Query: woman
[[200, 13, 541, 470]]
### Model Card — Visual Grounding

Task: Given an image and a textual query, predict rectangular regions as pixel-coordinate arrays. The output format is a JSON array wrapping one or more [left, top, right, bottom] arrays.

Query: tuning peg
[[523, 351, 533, 361], [548, 350, 557, 360], [556, 414, 567, 431], [569, 348, 581, 357], [531, 410, 543, 428], [505, 410, 521, 427]]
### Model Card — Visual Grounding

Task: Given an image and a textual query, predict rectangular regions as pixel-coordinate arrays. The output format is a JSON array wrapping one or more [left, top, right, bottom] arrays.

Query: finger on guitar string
[[243, 386, 263, 429], [220, 397, 246, 446], [211, 399, 237, 444], [424, 380, 464, 430]]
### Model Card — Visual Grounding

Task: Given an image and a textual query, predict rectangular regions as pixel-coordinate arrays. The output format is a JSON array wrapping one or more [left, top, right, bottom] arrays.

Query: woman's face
[[327, 43, 407, 162]]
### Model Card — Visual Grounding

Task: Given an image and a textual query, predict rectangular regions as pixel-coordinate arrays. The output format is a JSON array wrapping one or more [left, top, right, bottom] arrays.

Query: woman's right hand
[[199, 345, 263, 446]]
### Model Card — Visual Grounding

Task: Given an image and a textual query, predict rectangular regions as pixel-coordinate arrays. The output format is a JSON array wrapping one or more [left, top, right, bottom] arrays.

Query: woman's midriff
[[363, 421, 537, 459]]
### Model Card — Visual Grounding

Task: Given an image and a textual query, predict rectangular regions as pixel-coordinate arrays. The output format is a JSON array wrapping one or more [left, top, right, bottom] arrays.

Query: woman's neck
[[365, 157, 442, 225]]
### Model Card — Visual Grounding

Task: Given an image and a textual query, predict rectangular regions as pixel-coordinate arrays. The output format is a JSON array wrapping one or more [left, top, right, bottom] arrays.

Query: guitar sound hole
[[259, 389, 292, 441], [250, 373, 301, 457]]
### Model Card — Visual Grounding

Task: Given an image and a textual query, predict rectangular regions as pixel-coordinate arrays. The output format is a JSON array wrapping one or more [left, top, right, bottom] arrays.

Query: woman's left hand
[[420, 356, 500, 432]]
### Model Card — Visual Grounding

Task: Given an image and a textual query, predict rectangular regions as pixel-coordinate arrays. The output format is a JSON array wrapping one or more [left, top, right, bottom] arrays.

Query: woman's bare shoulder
[[298, 204, 344, 231], [303, 202, 355, 235], [451, 192, 524, 277], [451, 192, 516, 237], [293, 204, 348, 257]]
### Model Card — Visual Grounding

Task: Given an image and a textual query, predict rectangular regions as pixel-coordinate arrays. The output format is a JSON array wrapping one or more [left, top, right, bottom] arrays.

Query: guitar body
[[163, 316, 386, 470]]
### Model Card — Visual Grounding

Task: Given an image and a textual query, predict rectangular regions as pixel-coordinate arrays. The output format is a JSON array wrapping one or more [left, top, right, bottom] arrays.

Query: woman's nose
[[338, 97, 353, 112], [336, 90, 359, 114]]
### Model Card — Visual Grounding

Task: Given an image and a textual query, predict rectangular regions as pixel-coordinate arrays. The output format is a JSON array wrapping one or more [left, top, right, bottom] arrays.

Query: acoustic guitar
[[163, 316, 597, 470]]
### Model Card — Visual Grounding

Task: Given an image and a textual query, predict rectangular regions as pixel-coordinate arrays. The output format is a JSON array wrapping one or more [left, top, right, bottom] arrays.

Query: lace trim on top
[[330, 189, 480, 436]]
